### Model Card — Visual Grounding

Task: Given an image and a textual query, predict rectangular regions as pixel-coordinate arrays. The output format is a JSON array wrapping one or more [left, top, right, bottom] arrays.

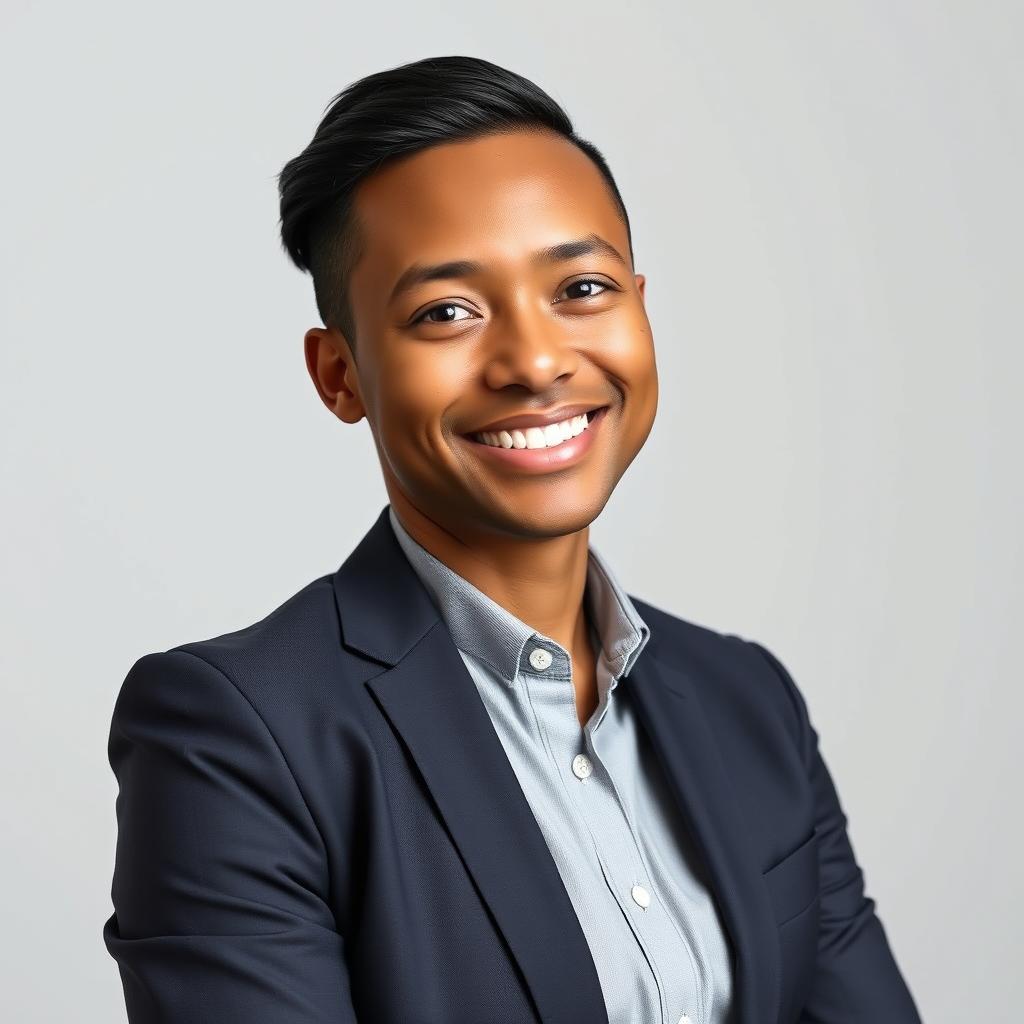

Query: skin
[[305, 128, 658, 728]]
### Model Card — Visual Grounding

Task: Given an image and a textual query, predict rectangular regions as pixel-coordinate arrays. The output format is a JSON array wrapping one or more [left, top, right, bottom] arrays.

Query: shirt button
[[631, 884, 651, 909], [528, 647, 553, 671], [572, 754, 593, 779], [677, 1015, 692, 1024]]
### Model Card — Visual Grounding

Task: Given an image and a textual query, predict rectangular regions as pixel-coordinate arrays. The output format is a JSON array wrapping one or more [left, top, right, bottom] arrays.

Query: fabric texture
[[102, 503, 924, 1023], [388, 506, 735, 1024]]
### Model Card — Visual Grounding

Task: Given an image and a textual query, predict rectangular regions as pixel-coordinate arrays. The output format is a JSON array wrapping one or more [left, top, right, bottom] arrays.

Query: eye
[[411, 302, 476, 326], [558, 278, 611, 302]]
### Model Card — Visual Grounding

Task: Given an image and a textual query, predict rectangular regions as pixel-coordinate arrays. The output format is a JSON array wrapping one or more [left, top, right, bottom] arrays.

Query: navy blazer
[[103, 505, 921, 1023]]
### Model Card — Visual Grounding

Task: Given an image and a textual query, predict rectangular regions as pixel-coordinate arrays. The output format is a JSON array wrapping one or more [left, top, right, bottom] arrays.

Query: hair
[[276, 55, 634, 356]]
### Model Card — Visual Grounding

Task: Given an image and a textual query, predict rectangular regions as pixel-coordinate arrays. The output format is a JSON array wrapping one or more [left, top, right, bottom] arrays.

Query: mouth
[[460, 405, 610, 473]]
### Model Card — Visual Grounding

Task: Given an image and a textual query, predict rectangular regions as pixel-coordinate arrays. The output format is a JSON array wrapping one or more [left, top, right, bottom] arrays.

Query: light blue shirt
[[388, 506, 735, 1024]]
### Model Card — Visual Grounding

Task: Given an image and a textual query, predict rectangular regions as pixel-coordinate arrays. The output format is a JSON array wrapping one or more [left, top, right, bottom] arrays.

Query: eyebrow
[[387, 233, 628, 306]]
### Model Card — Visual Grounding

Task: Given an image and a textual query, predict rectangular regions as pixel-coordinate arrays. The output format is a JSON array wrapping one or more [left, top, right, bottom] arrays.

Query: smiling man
[[102, 56, 921, 1024]]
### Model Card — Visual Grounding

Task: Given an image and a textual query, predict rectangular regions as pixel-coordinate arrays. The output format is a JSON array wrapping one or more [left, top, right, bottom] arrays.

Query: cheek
[[372, 350, 466, 450], [598, 304, 652, 354], [629, 317, 658, 384], [598, 314, 658, 396], [636, 346, 659, 403], [635, 351, 659, 431], [607, 319, 658, 440]]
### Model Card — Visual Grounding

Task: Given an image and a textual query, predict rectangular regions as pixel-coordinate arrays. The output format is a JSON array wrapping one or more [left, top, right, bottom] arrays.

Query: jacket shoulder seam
[[168, 646, 330, 863]]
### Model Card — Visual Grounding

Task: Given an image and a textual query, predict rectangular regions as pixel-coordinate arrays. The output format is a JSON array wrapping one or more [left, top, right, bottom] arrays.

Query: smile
[[473, 410, 595, 450], [462, 406, 610, 473]]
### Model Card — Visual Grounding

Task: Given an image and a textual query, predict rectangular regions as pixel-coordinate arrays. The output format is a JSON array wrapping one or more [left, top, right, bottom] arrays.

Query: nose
[[480, 299, 580, 393]]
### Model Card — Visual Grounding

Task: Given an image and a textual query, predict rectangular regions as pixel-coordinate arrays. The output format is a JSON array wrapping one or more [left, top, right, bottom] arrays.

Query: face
[[307, 128, 658, 541]]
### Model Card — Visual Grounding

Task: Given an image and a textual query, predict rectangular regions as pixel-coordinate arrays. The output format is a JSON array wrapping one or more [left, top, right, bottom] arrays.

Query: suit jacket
[[103, 504, 922, 1023]]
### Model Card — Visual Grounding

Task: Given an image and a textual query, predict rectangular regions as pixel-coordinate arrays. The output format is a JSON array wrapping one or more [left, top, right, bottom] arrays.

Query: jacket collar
[[385, 503, 650, 688], [333, 505, 782, 1024]]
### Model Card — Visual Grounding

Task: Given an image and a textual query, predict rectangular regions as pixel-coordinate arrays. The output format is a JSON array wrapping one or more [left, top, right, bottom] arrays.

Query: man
[[102, 55, 921, 1023]]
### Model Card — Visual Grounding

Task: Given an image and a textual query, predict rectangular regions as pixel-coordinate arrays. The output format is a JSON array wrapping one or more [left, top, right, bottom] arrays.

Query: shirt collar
[[388, 505, 650, 688]]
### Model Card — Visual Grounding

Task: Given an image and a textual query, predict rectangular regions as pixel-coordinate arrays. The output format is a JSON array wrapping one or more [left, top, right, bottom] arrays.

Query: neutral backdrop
[[1, 2, 1019, 1021]]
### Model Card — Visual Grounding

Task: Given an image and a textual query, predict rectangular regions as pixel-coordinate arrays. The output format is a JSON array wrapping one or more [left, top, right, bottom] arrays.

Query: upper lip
[[467, 403, 608, 435]]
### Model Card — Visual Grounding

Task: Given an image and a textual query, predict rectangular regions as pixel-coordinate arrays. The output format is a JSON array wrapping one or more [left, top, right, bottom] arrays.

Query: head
[[278, 55, 658, 542]]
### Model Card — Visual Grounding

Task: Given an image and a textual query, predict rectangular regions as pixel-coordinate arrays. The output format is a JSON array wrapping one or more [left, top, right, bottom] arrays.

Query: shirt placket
[[588, 681, 709, 1024], [519, 638, 675, 1024]]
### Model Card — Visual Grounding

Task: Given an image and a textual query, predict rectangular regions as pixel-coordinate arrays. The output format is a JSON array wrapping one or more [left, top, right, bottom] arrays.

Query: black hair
[[277, 55, 634, 355]]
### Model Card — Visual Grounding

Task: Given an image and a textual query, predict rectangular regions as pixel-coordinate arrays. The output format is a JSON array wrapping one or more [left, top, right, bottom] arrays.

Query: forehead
[[350, 129, 625, 279]]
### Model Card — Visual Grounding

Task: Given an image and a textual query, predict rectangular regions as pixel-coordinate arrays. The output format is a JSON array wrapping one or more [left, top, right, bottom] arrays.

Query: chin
[[488, 492, 611, 538]]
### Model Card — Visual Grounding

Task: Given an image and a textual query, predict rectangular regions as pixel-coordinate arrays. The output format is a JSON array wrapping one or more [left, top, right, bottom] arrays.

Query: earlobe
[[304, 327, 366, 424]]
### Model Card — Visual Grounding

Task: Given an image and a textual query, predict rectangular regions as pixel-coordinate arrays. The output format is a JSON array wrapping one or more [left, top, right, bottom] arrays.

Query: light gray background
[[1, 2, 1019, 1020]]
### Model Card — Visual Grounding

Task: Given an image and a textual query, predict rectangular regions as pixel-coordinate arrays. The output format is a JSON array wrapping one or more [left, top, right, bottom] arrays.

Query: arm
[[103, 649, 359, 1022], [749, 641, 922, 1023]]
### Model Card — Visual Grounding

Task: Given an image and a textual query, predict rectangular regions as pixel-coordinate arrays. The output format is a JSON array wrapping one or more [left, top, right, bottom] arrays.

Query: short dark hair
[[276, 55, 634, 354]]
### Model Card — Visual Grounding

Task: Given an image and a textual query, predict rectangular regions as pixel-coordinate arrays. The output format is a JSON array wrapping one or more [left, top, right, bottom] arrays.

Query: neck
[[388, 491, 593, 658]]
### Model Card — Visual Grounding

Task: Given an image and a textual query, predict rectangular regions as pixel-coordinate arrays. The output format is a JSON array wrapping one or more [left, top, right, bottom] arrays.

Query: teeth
[[476, 413, 590, 449]]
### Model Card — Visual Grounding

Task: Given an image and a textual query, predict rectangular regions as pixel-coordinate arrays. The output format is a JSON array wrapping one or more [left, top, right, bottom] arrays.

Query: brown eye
[[413, 302, 475, 325], [560, 279, 610, 301]]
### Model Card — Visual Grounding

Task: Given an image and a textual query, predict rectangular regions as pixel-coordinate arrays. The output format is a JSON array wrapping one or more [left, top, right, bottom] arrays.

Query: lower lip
[[461, 407, 610, 474]]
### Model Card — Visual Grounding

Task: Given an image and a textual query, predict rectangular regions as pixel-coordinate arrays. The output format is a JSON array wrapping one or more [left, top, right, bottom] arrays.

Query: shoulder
[[628, 594, 810, 758], [115, 569, 364, 732], [170, 571, 342, 685]]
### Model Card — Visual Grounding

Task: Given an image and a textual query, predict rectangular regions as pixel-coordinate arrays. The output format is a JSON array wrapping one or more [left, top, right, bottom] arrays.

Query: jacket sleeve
[[748, 641, 923, 1023], [102, 648, 359, 1022]]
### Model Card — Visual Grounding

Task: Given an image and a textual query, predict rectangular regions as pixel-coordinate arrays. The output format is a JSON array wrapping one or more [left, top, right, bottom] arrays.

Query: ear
[[304, 326, 366, 424], [635, 273, 646, 302]]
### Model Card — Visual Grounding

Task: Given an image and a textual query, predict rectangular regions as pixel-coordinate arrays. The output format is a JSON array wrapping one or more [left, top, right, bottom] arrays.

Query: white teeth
[[475, 413, 590, 450]]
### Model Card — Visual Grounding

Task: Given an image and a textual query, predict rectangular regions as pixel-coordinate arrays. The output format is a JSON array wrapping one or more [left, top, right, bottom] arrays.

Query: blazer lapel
[[333, 506, 608, 1024], [334, 505, 780, 1023], [625, 648, 781, 1024]]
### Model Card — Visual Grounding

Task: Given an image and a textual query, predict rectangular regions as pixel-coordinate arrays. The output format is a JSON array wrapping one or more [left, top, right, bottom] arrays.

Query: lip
[[468, 403, 607, 434], [461, 405, 610, 474]]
